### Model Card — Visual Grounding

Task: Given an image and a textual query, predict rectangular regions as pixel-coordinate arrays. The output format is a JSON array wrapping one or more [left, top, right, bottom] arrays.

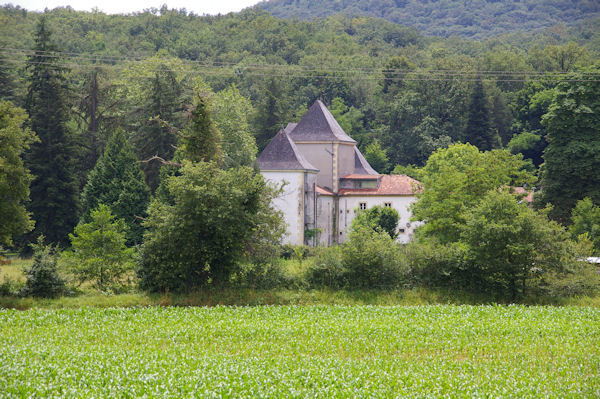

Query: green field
[[1, 306, 598, 397]]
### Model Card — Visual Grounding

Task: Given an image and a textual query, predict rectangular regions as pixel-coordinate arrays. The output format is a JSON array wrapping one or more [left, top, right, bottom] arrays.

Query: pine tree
[[181, 93, 223, 164], [134, 65, 182, 192], [463, 79, 500, 151], [80, 129, 150, 245], [24, 16, 79, 247]]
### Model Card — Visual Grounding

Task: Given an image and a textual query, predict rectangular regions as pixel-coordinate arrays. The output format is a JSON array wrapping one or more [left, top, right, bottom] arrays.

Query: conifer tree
[[80, 129, 150, 245], [134, 65, 182, 191], [24, 16, 79, 247], [463, 79, 500, 151], [181, 92, 223, 164]]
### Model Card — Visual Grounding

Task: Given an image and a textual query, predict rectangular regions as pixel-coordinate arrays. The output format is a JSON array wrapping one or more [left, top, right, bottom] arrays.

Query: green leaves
[[62, 204, 135, 291], [0, 101, 37, 246]]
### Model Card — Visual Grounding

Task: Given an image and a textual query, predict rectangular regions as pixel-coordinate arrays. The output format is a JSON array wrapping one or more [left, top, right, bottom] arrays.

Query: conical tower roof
[[257, 129, 318, 171], [288, 100, 356, 143]]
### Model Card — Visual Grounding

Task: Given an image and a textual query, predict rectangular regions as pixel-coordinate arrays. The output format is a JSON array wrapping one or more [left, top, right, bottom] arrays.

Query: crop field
[[1, 306, 599, 397]]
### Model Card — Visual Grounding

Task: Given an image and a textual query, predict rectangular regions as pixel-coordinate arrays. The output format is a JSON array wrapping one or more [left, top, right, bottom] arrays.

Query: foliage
[[2, 306, 599, 396], [181, 92, 223, 164], [23, 236, 64, 298], [391, 164, 423, 181], [138, 161, 284, 292], [412, 143, 535, 244], [80, 130, 150, 245], [262, 0, 600, 39], [342, 224, 407, 288], [212, 85, 258, 169], [538, 66, 600, 222], [463, 79, 500, 151], [24, 16, 79, 247], [460, 190, 576, 300], [404, 240, 467, 288], [351, 205, 399, 239], [62, 204, 135, 292], [364, 139, 390, 173], [570, 197, 600, 255], [306, 246, 346, 289], [0, 101, 37, 246]]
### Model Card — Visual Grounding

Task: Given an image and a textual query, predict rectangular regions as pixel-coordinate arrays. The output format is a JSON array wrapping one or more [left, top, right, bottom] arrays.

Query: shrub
[[404, 241, 468, 288], [352, 205, 399, 238], [342, 224, 407, 288], [61, 204, 135, 292], [307, 246, 346, 289], [23, 236, 64, 298]]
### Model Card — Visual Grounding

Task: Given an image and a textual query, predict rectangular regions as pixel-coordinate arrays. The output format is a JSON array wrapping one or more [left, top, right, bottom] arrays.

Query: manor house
[[257, 100, 421, 246]]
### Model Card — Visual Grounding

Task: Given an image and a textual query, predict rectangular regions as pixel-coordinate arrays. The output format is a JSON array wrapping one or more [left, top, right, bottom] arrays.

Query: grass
[[0, 258, 30, 284], [0, 305, 598, 397], [1, 287, 599, 310]]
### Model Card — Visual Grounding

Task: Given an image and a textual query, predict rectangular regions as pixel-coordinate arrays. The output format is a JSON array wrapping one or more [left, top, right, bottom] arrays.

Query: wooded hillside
[[259, 0, 600, 39]]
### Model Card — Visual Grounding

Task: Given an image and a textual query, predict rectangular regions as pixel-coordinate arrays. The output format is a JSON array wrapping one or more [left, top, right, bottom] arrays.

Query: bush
[[404, 241, 468, 288], [229, 261, 288, 289], [23, 237, 64, 298], [307, 246, 346, 289], [352, 205, 399, 238], [61, 205, 135, 292], [342, 224, 407, 288]]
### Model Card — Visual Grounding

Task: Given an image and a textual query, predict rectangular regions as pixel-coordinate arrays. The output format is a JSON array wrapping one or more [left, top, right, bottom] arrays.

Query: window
[[384, 202, 392, 208], [359, 202, 367, 210], [399, 228, 405, 233]]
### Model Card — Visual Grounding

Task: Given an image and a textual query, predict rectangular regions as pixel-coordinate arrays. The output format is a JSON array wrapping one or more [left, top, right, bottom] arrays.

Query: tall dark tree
[[0, 49, 16, 103], [133, 65, 182, 192], [538, 68, 600, 222], [80, 129, 150, 245], [253, 77, 290, 151], [24, 16, 79, 247], [463, 79, 500, 151]]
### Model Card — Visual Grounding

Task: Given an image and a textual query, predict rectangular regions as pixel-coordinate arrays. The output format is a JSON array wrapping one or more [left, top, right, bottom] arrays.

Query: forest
[[260, 0, 600, 39], [0, 4, 599, 300]]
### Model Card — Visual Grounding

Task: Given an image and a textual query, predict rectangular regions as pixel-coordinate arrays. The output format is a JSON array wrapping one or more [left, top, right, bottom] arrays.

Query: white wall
[[316, 194, 335, 246], [261, 171, 305, 245], [337, 195, 421, 244]]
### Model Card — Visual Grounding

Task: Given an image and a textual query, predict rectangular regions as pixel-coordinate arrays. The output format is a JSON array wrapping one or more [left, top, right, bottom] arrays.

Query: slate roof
[[338, 175, 422, 196], [288, 100, 356, 143], [354, 147, 379, 175], [257, 129, 318, 171]]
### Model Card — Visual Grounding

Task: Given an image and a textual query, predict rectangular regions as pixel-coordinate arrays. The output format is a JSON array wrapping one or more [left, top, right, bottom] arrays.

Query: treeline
[[260, 0, 600, 39], [0, 8, 599, 300]]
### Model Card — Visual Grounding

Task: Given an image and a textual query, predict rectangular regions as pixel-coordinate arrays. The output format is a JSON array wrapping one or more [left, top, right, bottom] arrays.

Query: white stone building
[[257, 100, 421, 246]]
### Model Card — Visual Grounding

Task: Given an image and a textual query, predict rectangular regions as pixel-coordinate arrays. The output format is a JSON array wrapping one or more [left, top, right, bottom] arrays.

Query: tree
[[181, 92, 223, 164], [364, 139, 390, 173], [138, 161, 284, 292], [538, 67, 600, 222], [570, 198, 600, 255], [0, 101, 37, 247], [253, 77, 291, 151], [351, 205, 399, 239], [412, 143, 534, 244], [24, 16, 80, 247], [463, 79, 500, 151], [80, 129, 150, 245], [62, 204, 135, 291], [213, 85, 258, 169], [460, 190, 575, 300], [24, 236, 65, 298]]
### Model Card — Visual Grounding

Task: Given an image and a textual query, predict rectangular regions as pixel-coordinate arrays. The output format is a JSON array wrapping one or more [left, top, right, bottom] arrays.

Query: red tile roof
[[339, 174, 422, 196], [512, 187, 534, 203], [316, 185, 334, 195]]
